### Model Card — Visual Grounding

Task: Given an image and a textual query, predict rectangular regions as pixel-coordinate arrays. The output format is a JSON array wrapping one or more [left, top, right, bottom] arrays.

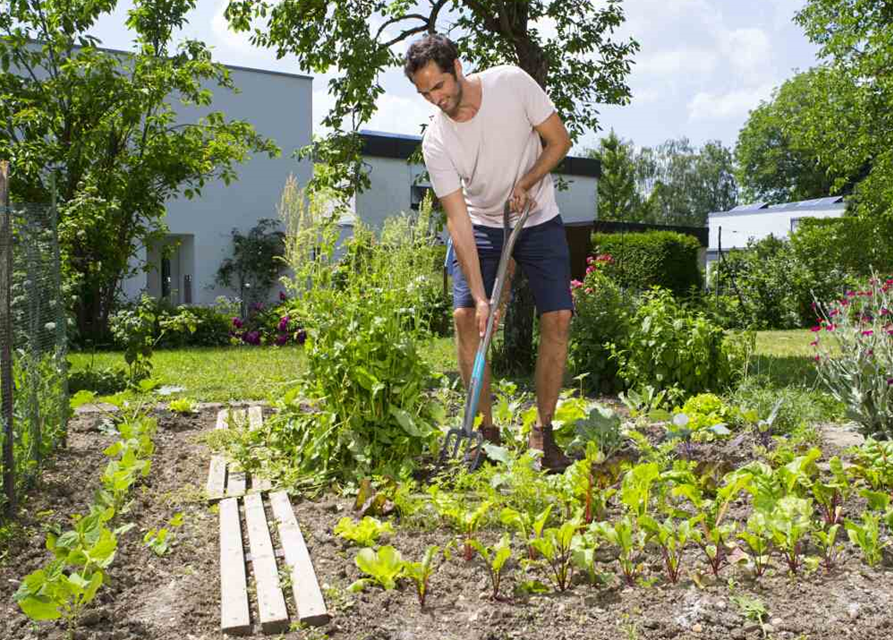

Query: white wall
[[122, 65, 313, 305], [354, 157, 597, 230], [708, 207, 845, 252]]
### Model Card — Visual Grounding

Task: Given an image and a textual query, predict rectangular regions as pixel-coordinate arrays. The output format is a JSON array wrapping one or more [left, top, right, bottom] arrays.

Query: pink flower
[[814, 355, 821, 362], [810, 339, 819, 347], [586, 256, 595, 265], [586, 265, 595, 275], [825, 324, 837, 331], [846, 291, 855, 298], [570, 279, 583, 289], [585, 287, 593, 294], [810, 325, 822, 333], [862, 330, 874, 336]]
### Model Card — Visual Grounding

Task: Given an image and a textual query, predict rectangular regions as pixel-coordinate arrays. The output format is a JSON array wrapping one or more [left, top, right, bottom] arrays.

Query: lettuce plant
[[333, 516, 394, 547], [351, 546, 404, 591], [530, 520, 579, 592], [401, 545, 440, 607], [168, 397, 197, 414], [848, 438, 893, 492], [469, 534, 513, 600]]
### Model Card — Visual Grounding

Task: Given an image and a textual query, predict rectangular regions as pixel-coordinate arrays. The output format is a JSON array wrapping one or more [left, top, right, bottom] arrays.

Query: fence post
[[0, 160, 14, 516]]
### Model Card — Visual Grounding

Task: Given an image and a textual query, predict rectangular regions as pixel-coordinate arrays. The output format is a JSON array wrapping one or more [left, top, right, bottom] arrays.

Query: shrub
[[592, 230, 702, 296], [568, 256, 632, 393], [156, 305, 232, 348], [812, 276, 893, 439], [609, 287, 752, 396]]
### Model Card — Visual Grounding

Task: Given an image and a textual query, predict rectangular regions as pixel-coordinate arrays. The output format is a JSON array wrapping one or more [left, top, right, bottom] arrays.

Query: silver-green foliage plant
[[812, 276, 893, 439], [334, 516, 394, 548]]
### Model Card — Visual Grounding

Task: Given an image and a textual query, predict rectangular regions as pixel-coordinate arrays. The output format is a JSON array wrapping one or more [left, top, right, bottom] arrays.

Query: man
[[404, 34, 574, 471]]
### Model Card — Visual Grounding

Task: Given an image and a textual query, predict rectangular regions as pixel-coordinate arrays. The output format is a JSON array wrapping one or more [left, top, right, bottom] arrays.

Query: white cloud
[[687, 83, 775, 121], [211, 1, 258, 56], [635, 48, 719, 77], [720, 28, 772, 83]]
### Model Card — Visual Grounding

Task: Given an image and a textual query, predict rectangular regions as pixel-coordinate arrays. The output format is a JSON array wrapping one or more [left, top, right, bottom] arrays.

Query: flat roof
[[359, 130, 601, 179], [709, 196, 845, 218]]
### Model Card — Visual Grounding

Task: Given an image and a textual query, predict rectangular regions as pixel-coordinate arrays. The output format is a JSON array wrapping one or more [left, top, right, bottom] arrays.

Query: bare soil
[[1, 406, 892, 640]]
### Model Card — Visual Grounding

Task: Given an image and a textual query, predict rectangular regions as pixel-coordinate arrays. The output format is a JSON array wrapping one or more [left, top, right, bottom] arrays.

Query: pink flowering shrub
[[568, 254, 632, 393], [812, 276, 893, 438]]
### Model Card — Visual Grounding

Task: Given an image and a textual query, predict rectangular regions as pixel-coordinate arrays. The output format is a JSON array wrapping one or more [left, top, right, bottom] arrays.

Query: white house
[[706, 196, 846, 269], [121, 63, 314, 306], [348, 129, 600, 231]]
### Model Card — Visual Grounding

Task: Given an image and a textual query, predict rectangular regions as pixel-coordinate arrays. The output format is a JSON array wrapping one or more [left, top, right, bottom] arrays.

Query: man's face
[[411, 60, 462, 117]]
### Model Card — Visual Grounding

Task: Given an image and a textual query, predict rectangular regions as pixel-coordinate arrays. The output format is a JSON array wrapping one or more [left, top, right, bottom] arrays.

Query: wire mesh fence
[[0, 163, 68, 516]]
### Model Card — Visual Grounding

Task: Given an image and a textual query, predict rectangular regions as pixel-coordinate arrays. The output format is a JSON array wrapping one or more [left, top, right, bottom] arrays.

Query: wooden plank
[[206, 456, 226, 501], [219, 498, 251, 635], [227, 468, 246, 498], [246, 406, 273, 492], [270, 491, 330, 626], [243, 493, 289, 633]]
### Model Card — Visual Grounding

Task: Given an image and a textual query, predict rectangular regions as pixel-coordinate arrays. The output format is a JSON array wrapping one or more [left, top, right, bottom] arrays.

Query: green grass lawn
[[68, 330, 819, 402]]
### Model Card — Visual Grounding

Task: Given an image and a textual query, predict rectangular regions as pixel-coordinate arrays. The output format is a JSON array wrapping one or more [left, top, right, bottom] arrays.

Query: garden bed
[[1, 405, 892, 640]]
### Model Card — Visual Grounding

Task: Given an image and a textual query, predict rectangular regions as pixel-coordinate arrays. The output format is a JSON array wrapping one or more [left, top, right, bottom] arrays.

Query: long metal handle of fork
[[460, 200, 532, 436]]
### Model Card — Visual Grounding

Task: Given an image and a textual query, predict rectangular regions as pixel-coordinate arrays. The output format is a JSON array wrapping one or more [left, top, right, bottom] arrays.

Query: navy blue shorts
[[451, 214, 574, 315]]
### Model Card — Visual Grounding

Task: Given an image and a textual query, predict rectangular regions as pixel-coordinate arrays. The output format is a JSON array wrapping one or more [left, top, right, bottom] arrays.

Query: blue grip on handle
[[469, 352, 485, 414]]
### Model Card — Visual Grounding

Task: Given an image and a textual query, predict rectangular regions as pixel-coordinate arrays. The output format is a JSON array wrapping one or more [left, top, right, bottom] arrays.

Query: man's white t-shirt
[[422, 65, 559, 229]]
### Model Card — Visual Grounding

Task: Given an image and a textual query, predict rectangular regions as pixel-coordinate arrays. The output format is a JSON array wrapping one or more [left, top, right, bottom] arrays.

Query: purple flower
[[251, 302, 264, 312], [862, 330, 874, 336], [295, 329, 307, 345], [278, 315, 290, 332], [232, 317, 243, 329], [243, 330, 261, 345], [279, 291, 288, 301], [888, 379, 893, 386], [274, 333, 288, 346]]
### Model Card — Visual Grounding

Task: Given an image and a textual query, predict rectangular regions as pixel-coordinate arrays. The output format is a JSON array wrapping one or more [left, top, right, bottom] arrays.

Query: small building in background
[[706, 196, 846, 270]]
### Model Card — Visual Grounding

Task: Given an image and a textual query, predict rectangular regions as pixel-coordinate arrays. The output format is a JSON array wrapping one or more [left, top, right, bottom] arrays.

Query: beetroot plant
[[401, 545, 440, 607], [592, 515, 646, 587], [469, 535, 513, 600], [530, 520, 579, 591], [500, 504, 553, 560], [639, 515, 692, 584]]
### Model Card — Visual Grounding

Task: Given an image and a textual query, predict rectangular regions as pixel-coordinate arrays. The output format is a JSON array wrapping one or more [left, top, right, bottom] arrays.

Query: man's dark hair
[[403, 34, 459, 80]]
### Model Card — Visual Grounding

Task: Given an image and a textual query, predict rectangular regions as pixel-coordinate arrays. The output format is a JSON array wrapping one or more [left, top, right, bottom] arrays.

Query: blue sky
[[87, 0, 822, 155]]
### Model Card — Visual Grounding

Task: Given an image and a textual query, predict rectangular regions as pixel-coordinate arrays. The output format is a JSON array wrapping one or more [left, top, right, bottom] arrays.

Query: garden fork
[[439, 198, 533, 471]]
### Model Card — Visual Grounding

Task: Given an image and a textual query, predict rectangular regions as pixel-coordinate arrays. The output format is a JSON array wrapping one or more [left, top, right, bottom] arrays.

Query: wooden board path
[[214, 406, 329, 635]]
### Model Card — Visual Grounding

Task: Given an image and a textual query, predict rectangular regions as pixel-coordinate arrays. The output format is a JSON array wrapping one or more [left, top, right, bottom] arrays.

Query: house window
[[790, 217, 802, 232]]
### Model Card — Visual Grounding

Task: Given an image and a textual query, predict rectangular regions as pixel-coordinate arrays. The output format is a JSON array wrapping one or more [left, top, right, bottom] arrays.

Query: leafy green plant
[[530, 520, 579, 592], [168, 398, 197, 414], [430, 492, 492, 561], [570, 526, 602, 585], [848, 438, 893, 491], [15, 508, 119, 637], [845, 512, 886, 567], [144, 527, 172, 556], [619, 384, 673, 419], [620, 462, 661, 518], [469, 534, 513, 600], [500, 504, 553, 560], [333, 516, 395, 548], [592, 515, 646, 587], [811, 456, 851, 527], [767, 495, 814, 574], [639, 515, 692, 584], [812, 523, 842, 571], [672, 393, 740, 441], [351, 546, 405, 591], [608, 287, 752, 395], [401, 545, 440, 607], [737, 512, 772, 578], [566, 404, 626, 459], [730, 594, 769, 635]]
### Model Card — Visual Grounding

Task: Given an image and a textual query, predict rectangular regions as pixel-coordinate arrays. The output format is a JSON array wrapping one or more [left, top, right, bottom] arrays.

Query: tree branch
[[374, 13, 428, 43]]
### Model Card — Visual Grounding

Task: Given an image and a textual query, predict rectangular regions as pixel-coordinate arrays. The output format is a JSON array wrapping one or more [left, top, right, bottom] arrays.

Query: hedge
[[591, 230, 703, 296]]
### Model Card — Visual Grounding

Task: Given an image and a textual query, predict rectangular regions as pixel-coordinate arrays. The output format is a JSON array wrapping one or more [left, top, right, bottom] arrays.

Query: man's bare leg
[[453, 307, 493, 427], [535, 309, 572, 426]]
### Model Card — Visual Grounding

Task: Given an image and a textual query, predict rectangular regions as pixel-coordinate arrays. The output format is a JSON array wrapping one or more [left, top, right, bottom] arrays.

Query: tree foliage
[[734, 67, 865, 205], [225, 0, 639, 194], [588, 130, 638, 222], [794, 0, 893, 220], [0, 0, 279, 340]]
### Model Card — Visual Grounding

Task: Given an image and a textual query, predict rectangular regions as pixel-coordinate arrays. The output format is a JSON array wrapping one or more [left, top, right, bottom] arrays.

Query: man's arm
[[511, 112, 572, 211]]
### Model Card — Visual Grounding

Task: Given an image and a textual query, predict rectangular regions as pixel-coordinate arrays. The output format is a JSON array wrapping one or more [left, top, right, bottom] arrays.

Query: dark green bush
[[592, 230, 703, 296], [609, 287, 753, 396]]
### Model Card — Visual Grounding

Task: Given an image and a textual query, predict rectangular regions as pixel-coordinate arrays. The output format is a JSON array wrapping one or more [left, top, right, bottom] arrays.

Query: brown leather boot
[[528, 424, 571, 472], [464, 425, 502, 467]]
